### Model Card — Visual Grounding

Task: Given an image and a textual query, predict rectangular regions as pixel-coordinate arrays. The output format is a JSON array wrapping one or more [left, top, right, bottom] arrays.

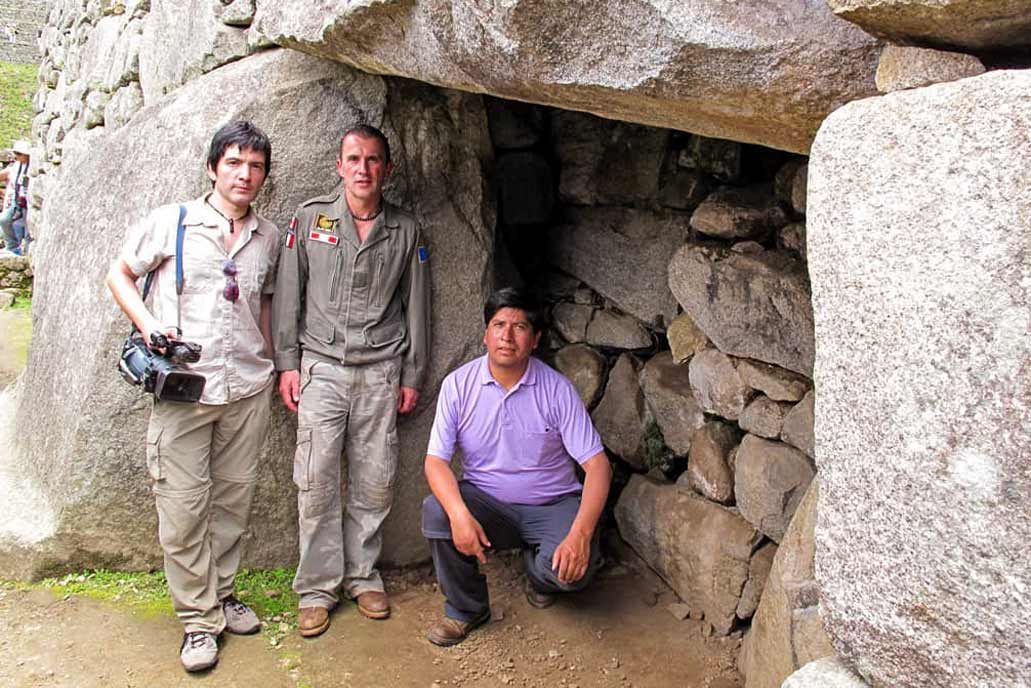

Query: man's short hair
[[207, 120, 272, 176], [483, 287, 547, 334], [341, 124, 391, 163]]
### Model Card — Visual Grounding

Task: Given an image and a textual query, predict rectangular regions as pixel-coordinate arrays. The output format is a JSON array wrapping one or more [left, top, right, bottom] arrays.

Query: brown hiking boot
[[356, 590, 391, 620], [298, 606, 331, 637], [524, 579, 557, 609], [425, 610, 491, 647]]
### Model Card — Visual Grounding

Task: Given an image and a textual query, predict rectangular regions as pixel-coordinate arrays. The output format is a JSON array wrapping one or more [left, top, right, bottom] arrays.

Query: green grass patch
[[1, 305, 32, 375], [33, 568, 300, 639], [0, 61, 37, 149]]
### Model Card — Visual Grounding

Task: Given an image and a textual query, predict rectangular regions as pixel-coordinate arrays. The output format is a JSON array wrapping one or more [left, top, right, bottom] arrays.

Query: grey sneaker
[[222, 595, 261, 635], [180, 631, 218, 672]]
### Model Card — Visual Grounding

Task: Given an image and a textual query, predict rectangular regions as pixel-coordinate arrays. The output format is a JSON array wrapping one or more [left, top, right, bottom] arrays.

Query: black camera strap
[[137, 204, 187, 335]]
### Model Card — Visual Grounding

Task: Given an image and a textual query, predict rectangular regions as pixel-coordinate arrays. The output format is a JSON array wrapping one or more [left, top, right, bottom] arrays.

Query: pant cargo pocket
[[293, 426, 313, 491], [145, 425, 164, 482]]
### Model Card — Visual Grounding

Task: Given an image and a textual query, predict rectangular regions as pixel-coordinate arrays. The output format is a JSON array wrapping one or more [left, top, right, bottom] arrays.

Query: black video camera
[[118, 332, 206, 402]]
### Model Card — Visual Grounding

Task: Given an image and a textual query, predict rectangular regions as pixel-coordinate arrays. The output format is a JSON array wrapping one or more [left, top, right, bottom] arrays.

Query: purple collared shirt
[[427, 355, 604, 505]]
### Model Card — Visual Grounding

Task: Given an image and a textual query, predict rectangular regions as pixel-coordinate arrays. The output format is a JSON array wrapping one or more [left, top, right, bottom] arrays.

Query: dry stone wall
[[487, 99, 820, 639], [0, 0, 45, 64]]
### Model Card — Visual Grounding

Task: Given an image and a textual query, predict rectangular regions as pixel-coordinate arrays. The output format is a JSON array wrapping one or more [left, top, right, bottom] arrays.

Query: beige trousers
[[146, 384, 272, 633], [292, 354, 401, 608]]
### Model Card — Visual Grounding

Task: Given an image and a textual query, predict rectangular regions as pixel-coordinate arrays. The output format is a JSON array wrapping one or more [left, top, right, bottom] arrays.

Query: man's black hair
[[341, 124, 391, 163], [483, 287, 547, 334], [206, 120, 272, 176]]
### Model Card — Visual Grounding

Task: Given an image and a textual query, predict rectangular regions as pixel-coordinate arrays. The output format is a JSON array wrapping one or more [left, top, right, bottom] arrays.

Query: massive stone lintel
[[808, 70, 1031, 687], [0, 48, 493, 578], [251, 0, 881, 154]]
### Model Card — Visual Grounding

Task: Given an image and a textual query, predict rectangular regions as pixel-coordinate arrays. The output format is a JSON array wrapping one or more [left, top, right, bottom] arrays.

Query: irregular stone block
[[875, 45, 985, 93], [552, 207, 689, 328], [740, 483, 834, 688], [553, 344, 606, 410], [592, 354, 651, 470], [690, 185, 787, 241], [736, 541, 777, 620], [139, 0, 254, 103], [103, 82, 144, 130], [640, 351, 705, 456], [485, 96, 546, 150], [221, 0, 255, 27], [738, 359, 809, 402], [677, 135, 741, 182], [774, 159, 805, 207], [0, 50, 493, 577], [551, 302, 593, 344], [689, 349, 752, 421], [808, 69, 1031, 687], [615, 476, 760, 636], [780, 390, 814, 459], [734, 435, 814, 543], [658, 166, 709, 212], [254, 0, 881, 154], [585, 309, 651, 350], [496, 151, 554, 226], [790, 164, 807, 216], [778, 222, 806, 261], [669, 243, 815, 376], [739, 396, 791, 440], [681, 420, 738, 504], [828, 0, 1031, 53], [667, 312, 711, 364], [781, 657, 870, 688], [553, 111, 668, 206]]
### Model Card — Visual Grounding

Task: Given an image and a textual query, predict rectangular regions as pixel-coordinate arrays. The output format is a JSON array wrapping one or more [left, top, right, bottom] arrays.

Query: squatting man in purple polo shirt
[[421, 287, 613, 646]]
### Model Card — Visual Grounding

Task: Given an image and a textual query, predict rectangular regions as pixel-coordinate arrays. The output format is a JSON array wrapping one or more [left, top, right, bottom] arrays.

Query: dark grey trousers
[[421, 481, 602, 622]]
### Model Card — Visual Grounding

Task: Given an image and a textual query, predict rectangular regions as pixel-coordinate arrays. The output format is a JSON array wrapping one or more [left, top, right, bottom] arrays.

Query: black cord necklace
[[350, 205, 383, 222], [206, 198, 249, 234]]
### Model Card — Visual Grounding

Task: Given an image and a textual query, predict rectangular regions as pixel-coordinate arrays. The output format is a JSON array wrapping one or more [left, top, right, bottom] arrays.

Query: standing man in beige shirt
[[106, 121, 280, 673], [273, 124, 431, 636]]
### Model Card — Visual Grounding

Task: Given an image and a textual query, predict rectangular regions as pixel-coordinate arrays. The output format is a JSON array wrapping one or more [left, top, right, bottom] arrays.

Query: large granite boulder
[[781, 657, 870, 688], [669, 244, 815, 376], [807, 70, 1031, 686], [875, 45, 985, 94], [0, 49, 493, 577], [828, 0, 1031, 53], [739, 483, 834, 688], [252, 0, 881, 154], [615, 476, 761, 635], [551, 207, 690, 328]]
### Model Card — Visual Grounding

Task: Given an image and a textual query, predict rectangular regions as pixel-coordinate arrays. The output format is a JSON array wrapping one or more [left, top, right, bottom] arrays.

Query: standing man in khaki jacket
[[273, 124, 431, 637]]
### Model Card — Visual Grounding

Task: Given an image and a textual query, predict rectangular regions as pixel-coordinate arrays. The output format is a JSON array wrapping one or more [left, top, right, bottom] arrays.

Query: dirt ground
[[0, 552, 743, 688]]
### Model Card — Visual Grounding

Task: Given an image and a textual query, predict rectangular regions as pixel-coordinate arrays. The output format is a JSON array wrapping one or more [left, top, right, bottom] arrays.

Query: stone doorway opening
[[483, 96, 823, 673]]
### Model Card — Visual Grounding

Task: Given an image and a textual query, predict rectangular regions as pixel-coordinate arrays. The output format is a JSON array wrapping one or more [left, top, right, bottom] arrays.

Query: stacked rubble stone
[[0, 0, 45, 64], [487, 100, 824, 653]]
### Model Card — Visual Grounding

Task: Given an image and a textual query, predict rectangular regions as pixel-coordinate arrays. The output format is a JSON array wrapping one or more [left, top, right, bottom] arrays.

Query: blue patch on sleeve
[[418, 246, 428, 263]]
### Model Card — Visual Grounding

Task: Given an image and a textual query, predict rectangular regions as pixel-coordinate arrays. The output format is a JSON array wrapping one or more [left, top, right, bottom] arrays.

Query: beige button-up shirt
[[120, 195, 280, 405]]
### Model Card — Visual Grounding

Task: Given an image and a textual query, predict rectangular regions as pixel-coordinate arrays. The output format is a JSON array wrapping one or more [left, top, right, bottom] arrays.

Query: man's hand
[[398, 386, 419, 414], [552, 528, 591, 585], [278, 370, 300, 412], [451, 510, 491, 564], [142, 323, 180, 355]]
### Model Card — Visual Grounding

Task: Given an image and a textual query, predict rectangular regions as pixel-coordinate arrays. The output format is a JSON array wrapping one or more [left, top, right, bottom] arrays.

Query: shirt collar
[[478, 355, 539, 389], [184, 194, 262, 234]]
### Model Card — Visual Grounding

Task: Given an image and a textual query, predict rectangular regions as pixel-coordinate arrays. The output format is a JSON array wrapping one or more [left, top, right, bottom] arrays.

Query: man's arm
[[397, 228, 431, 414], [425, 455, 491, 563], [105, 258, 177, 345], [272, 215, 306, 412], [551, 452, 612, 584]]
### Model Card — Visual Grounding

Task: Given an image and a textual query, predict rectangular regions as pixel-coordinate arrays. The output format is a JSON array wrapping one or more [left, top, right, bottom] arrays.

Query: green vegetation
[[1, 305, 32, 374], [0, 61, 37, 149], [34, 568, 301, 641]]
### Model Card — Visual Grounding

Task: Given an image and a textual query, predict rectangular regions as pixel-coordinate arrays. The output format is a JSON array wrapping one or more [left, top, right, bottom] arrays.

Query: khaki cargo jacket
[[272, 186, 431, 390]]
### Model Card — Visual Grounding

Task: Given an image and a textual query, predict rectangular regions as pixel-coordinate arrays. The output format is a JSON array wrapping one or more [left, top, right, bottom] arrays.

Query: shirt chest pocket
[[520, 426, 565, 466]]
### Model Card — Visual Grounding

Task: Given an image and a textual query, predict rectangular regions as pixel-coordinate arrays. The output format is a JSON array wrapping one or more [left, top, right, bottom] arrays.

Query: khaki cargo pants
[[146, 385, 271, 633], [292, 353, 400, 608]]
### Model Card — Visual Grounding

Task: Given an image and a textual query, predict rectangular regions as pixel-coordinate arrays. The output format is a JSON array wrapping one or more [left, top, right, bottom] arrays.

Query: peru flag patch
[[286, 217, 297, 249], [309, 231, 339, 246]]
